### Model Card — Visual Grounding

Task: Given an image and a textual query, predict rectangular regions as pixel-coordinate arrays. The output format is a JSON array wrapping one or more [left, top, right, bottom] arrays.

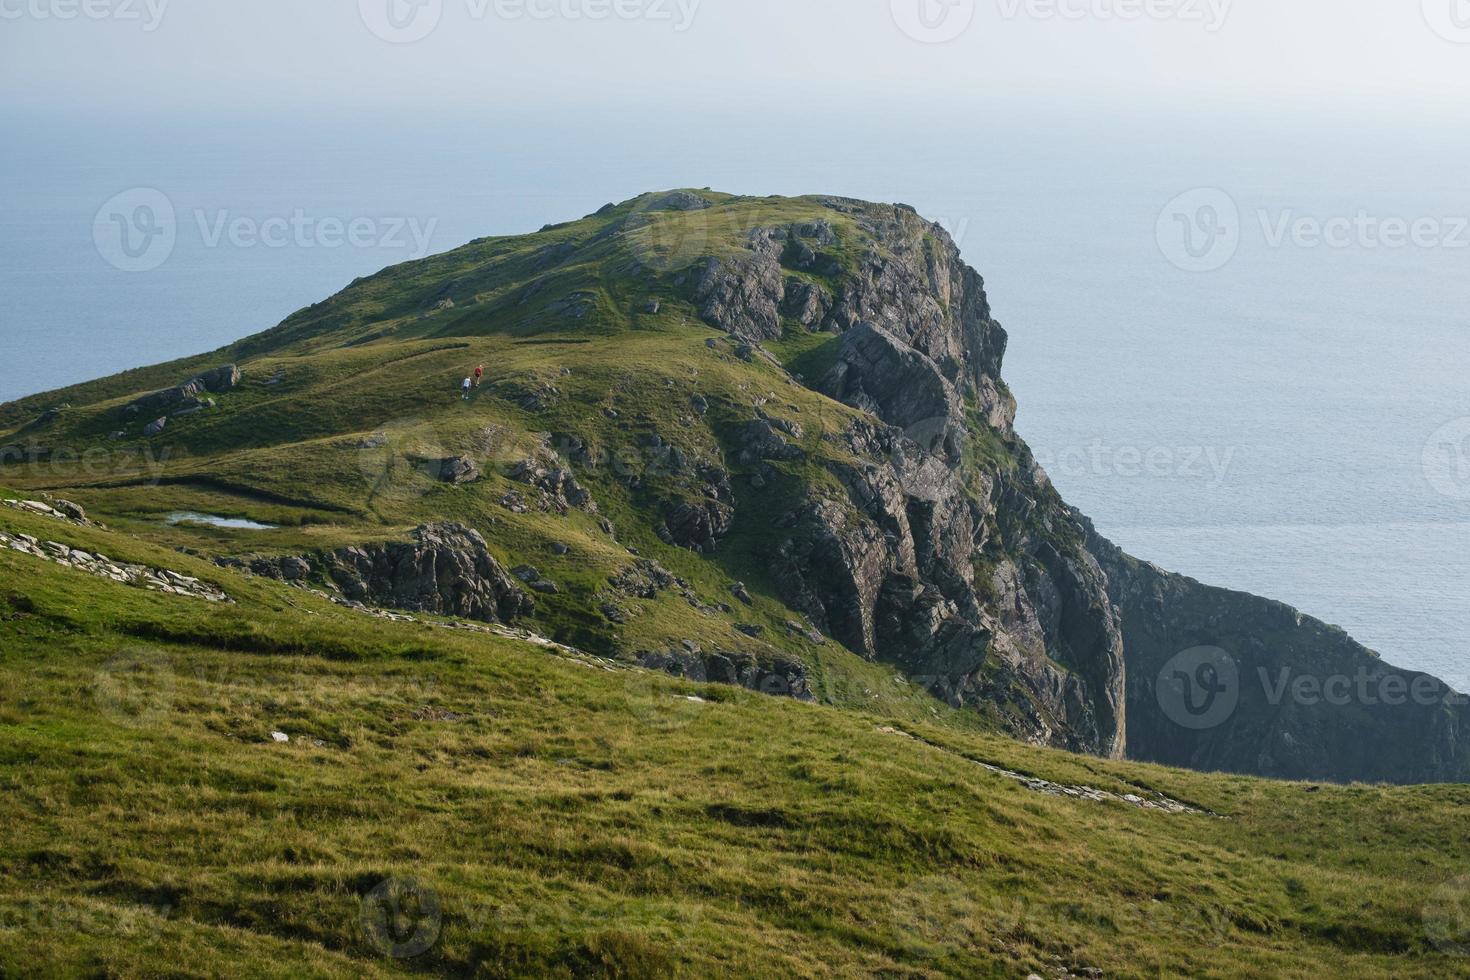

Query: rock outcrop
[[125, 363, 240, 417], [1085, 520, 1470, 783], [225, 523, 532, 624], [735, 204, 1127, 757], [634, 645, 812, 702]]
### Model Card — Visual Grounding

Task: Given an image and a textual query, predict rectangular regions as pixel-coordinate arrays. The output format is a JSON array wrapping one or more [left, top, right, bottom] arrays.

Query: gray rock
[[143, 417, 167, 437], [126, 364, 239, 416], [633, 647, 811, 701], [642, 190, 712, 212], [52, 499, 86, 522], [318, 523, 533, 624], [693, 232, 786, 343], [417, 455, 480, 484]]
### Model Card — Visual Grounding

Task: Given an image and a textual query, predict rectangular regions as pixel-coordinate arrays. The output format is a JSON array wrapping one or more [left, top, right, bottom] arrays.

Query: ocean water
[[2, 105, 1467, 684]]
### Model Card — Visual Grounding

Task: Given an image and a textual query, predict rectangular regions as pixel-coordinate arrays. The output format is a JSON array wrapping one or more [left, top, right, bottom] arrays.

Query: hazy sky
[[2, 0, 1467, 118]]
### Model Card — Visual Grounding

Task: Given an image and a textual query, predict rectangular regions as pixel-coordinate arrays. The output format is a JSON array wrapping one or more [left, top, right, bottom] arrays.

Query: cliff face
[[697, 201, 1126, 757], [1085, 521, 1470, 783]]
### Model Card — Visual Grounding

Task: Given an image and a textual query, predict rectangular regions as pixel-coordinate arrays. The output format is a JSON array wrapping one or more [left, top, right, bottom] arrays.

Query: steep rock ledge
[[1085, 519, 1470, 783], [221, 522, 533, 624], [723, 203, 1126, 757]]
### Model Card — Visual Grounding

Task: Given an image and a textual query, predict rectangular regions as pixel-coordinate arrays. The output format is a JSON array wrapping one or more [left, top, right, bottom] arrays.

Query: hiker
[[474, 364, 484, 388], [461, 376, 472, 401]]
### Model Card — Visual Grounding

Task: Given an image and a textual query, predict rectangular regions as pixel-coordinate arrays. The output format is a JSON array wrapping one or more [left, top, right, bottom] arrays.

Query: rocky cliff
[[1085, 521, 1470, 783], [694, 201, 1127, 757]]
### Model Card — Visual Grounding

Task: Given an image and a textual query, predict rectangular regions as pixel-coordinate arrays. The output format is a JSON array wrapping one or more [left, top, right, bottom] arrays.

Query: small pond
[[165, 512, 278, 531]]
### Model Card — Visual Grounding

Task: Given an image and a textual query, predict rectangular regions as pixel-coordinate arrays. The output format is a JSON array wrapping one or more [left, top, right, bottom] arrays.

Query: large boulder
[[126, 364, 239, 416], [323, 523, 533, 623]]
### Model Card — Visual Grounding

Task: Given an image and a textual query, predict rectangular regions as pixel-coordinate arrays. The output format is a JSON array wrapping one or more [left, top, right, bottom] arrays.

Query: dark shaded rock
[[1086, 518, 1470, 784], [416, 455, 480, 484], [322, 523, 533, 623], [611, 559, 680, 599], [127, 364, 239, 417], [734, 419, 804, 466], [634, 647, 812, 701], [780, 278, 832, 329], [143, 417, 167, 437], [52, 499, 86, 522], [820, 322, 963, 458], [661, 496, 734, 553], [730, 582, 754, 606], [735, 623, 765, 638]]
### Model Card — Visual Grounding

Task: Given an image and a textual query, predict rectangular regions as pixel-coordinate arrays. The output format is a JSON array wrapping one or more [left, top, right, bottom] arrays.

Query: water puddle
[[165, 512, 278, 530]]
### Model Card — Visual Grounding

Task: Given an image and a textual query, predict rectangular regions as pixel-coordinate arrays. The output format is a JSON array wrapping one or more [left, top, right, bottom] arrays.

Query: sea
[[2, 102, 1467, 686]]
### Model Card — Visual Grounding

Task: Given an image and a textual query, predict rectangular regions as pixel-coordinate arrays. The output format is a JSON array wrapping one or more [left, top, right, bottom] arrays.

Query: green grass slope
[[2, 495, 1469, 977]]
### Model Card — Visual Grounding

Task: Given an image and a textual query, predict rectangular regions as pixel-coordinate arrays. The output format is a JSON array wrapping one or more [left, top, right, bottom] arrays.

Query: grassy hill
[[3, 190, 1470, 976], [0, 190, 1093, 742], [1, 492, 1469, 977]]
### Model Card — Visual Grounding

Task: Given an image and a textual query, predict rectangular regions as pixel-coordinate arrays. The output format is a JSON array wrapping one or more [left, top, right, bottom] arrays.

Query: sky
[[2, 0, 1468, 120]]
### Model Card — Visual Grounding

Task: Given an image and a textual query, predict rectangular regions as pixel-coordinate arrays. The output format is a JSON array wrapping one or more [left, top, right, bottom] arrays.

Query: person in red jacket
[[473, 364, 484, 388]]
